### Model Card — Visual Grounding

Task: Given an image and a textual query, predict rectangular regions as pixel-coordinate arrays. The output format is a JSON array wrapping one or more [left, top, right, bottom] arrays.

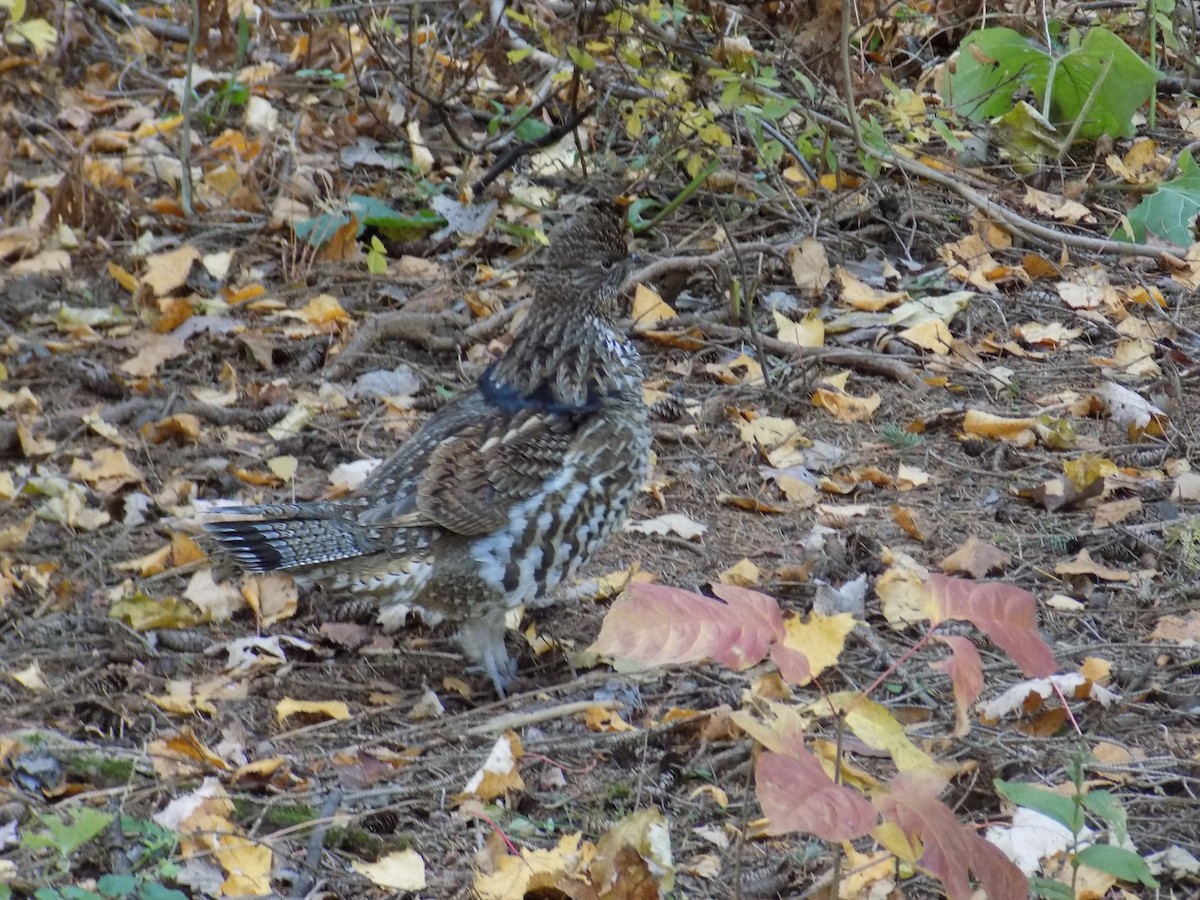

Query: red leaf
[[589, 582, 783, 671], [926, 574, 1056, 677], [756, 750, 876, 841], [874, 772, 1027, 900], [769, 643, 811, 684], [930, 635, 984, 736]]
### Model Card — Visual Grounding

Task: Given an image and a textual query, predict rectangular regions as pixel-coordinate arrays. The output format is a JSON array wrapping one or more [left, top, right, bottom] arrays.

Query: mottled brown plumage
[[204, 204, 649, 694]]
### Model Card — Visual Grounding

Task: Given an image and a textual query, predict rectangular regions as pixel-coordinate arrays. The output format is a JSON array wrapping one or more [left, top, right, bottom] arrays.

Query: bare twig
[[323, 311, 471, 379], [84, 0, 191, 41], [695, 321, 927, 390]]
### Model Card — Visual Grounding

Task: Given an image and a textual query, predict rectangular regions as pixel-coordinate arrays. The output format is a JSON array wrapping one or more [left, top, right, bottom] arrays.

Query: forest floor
[[3, 0, 1200, 898]]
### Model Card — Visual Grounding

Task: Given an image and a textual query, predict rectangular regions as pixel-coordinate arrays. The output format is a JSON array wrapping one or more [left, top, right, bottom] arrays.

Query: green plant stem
[[1057, 55, 1113, 163], [633, 158, 720, 234], [1148, 0, 1158, 129]]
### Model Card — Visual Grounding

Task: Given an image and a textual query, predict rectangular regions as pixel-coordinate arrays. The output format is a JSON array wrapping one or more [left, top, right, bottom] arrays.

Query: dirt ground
[[4, 2, 1200, 898]]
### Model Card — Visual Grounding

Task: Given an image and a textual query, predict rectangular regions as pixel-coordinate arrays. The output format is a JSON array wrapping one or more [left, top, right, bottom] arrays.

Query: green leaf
[[949, 26, 1157, 140], [566, 45, 595, 70], [1076, 844, 1158, 887], [348, 196, 443, 241], [24, 808, 114, 858], [1123, 150, 1200, 244], [1029, 876, 1074, 900], [513, 114, 550, 143], [1049, 28, 1158, 139], [137, 885, 188, 900], [97, 874, 138, 898], [760, 97, 797, 120], [932, 118, 966, 151], [61, 889, 103, 900], [949, 28, 1049, 120], [366, 236, 387, 274], [1080, 790, 1127, 842], [994, 779, 1083, 832]]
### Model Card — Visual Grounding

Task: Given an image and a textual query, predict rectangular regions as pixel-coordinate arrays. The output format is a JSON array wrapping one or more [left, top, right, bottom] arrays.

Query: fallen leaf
[[625, 513, 707, 540], [352, 849, 427, 891]]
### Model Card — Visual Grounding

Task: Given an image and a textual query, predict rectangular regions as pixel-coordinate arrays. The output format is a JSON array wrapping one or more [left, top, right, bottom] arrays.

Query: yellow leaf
[[584, 706, 635, 732], [242, 574, 298, 627], [267, 455, 297, 481], [275, 698, 351, 722], [473, 833, 588, 900], [631, 283, 677, 331], [871, 821, 922, 863], [107, 261, 139, 292], [705, 352, 763, 385], [875, 561, 931, 626], [718, 558, 761, 585], [142, 244, 201, 297], [962, 409, 1037, 446], [10, 661, 47, 691], [69, 448, 144, 491], [352, 849, 427, 891], [110, 592, 205, 630], [406, 119, 433, 174], [772, 309, 823, 348], [216, 835, 273, 896], [811, 373, 881, 423], [895, 464, 930, 489], [825, 692, 943, 774], [734, 414, 801, 450], [780, 612, 855, 680], [114, 543, 173, 576], [896, 319, 952, 354], [838, 268, 908, 310], [461, 731, 525, 800], [299, 293, 350, 326]]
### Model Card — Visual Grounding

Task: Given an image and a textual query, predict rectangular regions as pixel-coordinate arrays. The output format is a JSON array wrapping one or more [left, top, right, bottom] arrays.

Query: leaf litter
[[2, 1, 1200, 898]]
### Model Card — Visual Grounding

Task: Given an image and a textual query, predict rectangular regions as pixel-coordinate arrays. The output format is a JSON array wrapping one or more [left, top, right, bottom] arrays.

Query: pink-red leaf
[[930, 635, 984, 736], [589, 582, 783, 671], [756, 750, 877, 841], [769, 643, 811, 684], [926, 574, 1055, 677], [874, 772, 1028, 900]]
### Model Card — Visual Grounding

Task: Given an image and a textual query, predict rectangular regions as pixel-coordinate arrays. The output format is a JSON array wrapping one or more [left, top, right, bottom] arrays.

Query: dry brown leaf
[[939, 536, 1012, 579], [788, 237, 831, 296], [1053, 549, 1131, 582]]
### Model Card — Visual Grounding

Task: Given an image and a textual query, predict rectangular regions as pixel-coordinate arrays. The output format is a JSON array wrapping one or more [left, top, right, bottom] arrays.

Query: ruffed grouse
[[204, 203, 649, 694]]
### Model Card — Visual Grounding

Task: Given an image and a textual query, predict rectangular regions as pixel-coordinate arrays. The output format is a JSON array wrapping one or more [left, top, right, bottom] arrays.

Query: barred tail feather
[[203, 502, 370, 572]]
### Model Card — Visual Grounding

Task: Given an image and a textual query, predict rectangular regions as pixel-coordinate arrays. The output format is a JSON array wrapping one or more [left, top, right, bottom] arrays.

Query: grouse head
[[534, 202, 634, 321]]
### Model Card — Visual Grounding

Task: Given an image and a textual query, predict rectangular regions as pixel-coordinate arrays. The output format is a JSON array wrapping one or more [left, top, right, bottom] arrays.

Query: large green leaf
[[949, 27, 1158, 140], [1076, 844, 1158, 887], [1123, 150, 1200, 245], [950, 28, 1049, 120], [994, 779, 1082, 833], [1049, 29, 1158, 139]]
